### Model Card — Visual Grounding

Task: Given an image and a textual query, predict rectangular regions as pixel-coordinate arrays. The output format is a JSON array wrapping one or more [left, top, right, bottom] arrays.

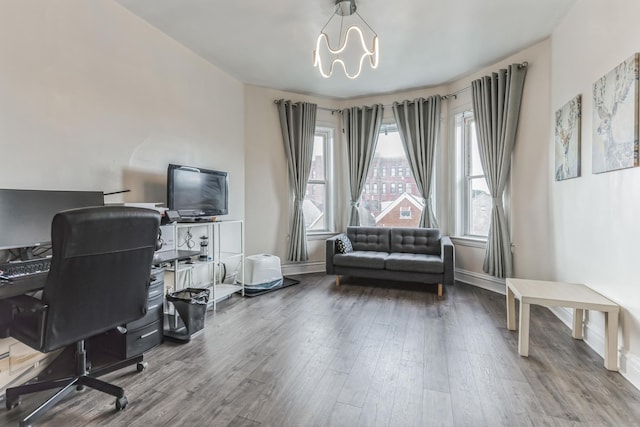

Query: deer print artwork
[[555, 95, 581, 181], [592, 54, 639, 173]]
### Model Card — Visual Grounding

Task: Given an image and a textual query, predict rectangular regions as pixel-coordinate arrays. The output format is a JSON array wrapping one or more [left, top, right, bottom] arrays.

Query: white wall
[[0, 0, 245, 219], [550, 0, 640, 387]]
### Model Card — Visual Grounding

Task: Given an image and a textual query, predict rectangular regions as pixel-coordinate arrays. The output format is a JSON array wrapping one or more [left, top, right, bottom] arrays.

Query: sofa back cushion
[[347, 226, 390, 252], [390, 227, 441, 255]]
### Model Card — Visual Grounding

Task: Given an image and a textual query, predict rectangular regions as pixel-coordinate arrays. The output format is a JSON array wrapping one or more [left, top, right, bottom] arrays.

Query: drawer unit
[[90, 267, 165, 360], [97, 319, 163, 360], [127, 292, 163, 331]]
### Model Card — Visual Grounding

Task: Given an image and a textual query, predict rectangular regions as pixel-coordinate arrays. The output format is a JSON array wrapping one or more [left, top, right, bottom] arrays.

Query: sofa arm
[[326, 234, 341, 274], [441, 236, 455, 287]]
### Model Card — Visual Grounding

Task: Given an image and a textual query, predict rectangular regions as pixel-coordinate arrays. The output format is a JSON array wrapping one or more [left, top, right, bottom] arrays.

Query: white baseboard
[[281, 261, 325, 276], [548, 306, 640, 390], [620, 352, 640, 390], [454, 268, 505, 294]]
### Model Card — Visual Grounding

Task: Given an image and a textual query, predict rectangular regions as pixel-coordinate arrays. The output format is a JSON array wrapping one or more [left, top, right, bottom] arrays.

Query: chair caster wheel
[[136, 361, 148, 372], [6, 397, 20, 410], [116, 396, 128, 411], [76, 385, 85, 391]]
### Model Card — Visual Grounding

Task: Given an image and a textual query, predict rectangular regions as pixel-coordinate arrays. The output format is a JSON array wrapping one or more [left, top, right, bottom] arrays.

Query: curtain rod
[[273, 61, 528, 110]]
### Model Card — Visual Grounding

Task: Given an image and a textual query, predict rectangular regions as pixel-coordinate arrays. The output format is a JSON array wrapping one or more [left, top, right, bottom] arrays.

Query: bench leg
[[604, 310, 619, 371], [506, 285, 516, 331], [437, 283, 443, 297], [518, 302, 530, 357], [572, 308, 584, 339]]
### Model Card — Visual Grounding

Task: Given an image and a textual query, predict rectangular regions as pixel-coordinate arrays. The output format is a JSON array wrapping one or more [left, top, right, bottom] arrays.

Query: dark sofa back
[[390, 227, 441, 255], [347, 226, 390, 252]]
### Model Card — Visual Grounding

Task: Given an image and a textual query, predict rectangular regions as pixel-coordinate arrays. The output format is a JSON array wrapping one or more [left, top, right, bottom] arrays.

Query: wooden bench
[[506, 278, 620, 371]]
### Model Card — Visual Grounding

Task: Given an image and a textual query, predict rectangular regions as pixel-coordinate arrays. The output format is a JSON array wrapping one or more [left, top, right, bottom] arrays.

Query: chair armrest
[[441, 236, 455, 287], [7, 295, 48, 313], [326, 234, 342, 274]]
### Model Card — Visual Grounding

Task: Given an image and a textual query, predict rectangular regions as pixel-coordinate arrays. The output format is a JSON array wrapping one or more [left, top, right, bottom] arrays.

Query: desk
[[506, 278, 620, 371], [0, 273, 47, 299], [0, 250, 198, 301]]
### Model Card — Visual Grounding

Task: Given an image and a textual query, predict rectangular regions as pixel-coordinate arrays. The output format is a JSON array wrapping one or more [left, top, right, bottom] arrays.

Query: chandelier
[[313, 0, 379, 79]]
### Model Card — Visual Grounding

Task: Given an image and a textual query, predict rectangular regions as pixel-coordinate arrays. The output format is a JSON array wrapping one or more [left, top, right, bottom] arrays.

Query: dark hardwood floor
[[2, 273, 640, 426]]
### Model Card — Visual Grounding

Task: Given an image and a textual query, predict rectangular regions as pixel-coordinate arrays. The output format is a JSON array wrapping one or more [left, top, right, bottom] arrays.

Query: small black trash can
[[164, 288, 209, 342]]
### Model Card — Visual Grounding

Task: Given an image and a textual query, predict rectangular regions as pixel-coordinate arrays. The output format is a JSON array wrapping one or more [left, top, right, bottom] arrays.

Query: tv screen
[[167, 164, 228, 217]]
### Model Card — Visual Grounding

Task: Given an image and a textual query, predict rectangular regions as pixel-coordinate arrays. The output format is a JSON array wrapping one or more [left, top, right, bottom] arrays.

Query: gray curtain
[[392, 96, 441, 228], [342, 104, 384, 226], [277, 100, 317, 262], [471, 63, 527, 278]]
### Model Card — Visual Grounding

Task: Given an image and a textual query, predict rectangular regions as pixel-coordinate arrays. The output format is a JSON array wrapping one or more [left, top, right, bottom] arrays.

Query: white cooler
[[241, 254, 283, 294]]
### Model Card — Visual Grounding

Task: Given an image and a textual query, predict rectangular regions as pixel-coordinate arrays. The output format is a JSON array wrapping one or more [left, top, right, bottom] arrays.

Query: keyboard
[[0, 258, 51, 280]]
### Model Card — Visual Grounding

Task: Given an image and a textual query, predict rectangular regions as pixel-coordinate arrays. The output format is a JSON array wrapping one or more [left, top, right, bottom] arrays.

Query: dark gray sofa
[[326, 226, 454, 296]]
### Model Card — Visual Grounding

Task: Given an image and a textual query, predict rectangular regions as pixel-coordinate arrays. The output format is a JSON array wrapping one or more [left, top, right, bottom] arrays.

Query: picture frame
[[592, 53, 639, 174], [555, 95, 581, 181]]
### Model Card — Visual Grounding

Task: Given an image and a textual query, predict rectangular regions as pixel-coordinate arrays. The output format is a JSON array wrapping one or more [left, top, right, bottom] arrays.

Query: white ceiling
[[115, 0, 575, 99]]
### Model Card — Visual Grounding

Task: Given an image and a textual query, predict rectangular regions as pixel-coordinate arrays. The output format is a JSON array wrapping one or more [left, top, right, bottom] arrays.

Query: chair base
[[5, 341, 145, 427], [6, 374, 129, 427]]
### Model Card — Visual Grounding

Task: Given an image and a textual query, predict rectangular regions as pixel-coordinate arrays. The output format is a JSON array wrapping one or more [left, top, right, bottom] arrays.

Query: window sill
[[307, 231, 337, 241], [451, 236, 487, 249]]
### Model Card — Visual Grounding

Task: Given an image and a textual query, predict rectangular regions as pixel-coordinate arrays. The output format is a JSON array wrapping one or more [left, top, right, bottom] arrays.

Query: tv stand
[[179, 216, 217, 223], [164, 220, 243, 310]]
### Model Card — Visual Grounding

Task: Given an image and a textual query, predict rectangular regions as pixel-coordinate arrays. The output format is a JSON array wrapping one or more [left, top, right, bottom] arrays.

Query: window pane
[[305, 182, 325, 231], [468, 177, 490, 236], [362, 127, 422, 227], [312, 136, 325, 180], [468, 120, 483, 176]]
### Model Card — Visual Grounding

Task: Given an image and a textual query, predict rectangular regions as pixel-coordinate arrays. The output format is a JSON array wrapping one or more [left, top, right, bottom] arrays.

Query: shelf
[[166, 220, 244, 310], [214, 284, 243, 302]]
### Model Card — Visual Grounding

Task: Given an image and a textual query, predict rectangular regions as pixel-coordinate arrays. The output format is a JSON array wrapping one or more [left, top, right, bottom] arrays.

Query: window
[[374, 167, 378, 177], [400, 207, 412, 219], [365, 184, 370, 194], [362, 123, 422, 227], [456, 111, 490, 238], [304, 127, 334, 233], [406, 183, 411, 194]]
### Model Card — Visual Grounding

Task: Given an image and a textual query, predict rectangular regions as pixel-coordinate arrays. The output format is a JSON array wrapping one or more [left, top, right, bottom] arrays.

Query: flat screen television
[[167, 164, 229, 217]]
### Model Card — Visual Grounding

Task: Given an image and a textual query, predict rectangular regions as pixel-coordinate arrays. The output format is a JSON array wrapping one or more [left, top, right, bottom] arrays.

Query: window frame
[[455, 110, 489, 240], [305, 126, 335, 236]]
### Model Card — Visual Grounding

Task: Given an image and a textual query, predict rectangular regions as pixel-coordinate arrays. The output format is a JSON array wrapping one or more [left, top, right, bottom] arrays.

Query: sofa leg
[[336, 276, 340, 286], [437, 283, 443, 297]]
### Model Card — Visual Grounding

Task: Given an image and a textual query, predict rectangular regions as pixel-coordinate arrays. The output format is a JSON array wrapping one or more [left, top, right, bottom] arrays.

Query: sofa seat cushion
[[385, 253, 444, 274], [334, 251, 389, 269]]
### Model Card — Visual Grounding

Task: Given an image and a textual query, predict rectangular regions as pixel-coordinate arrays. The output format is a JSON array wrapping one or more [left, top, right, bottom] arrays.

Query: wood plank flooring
[[2, 273, 640, 426]]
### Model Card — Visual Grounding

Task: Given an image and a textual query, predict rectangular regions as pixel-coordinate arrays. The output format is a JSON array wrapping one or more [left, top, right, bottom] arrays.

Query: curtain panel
[[392, 95, 442, 228], [471, 63, 527, 278], [276, 99, 318, 262], [342, 104, 384, 226]]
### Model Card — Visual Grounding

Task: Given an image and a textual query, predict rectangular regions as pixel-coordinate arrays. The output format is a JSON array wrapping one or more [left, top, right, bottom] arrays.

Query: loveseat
[[326, 226, 454, 296]]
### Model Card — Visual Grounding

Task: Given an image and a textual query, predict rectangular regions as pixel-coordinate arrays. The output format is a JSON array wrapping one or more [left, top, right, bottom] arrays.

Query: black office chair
[[4, 206, 160, 426]]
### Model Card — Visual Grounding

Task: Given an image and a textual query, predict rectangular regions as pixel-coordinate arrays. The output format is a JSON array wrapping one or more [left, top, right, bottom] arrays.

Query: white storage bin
[[241, 254, 283, 293]]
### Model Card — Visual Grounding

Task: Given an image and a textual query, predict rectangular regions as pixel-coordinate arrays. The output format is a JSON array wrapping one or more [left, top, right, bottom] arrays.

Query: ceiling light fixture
[[313, 0, 379, 79]]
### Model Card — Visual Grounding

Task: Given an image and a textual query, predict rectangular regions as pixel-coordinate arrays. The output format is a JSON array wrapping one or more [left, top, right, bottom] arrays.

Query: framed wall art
[[555, 95, 581, 181], [592, 53, 639, 174]]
